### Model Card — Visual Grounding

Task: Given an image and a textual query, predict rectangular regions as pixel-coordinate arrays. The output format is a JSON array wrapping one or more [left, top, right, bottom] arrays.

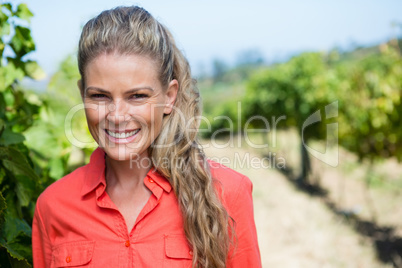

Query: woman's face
[[80, 53, 178, 161]]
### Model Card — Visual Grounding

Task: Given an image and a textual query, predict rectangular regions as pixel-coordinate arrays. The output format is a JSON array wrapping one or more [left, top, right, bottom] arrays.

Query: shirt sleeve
[[32, 196, 52, 267], [226, 176, 262, 267]]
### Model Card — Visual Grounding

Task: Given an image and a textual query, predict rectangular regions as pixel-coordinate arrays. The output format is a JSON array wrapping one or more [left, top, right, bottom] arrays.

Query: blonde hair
[[78, 6, 234, 268]]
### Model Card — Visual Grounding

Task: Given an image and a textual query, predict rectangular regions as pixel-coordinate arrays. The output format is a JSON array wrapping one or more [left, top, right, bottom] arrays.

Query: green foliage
[[336, 44, 402, 161], [199, 79, 246, 138], [24, 54, 93, 169], [243, 41, 402, 179], [0, 2, 52, 266], [0, 8, 94, 264], [199, 60, 265, 138], [202, 40, 402, 181], [244, 52, 334, 136], [243, 52, 337, 180]]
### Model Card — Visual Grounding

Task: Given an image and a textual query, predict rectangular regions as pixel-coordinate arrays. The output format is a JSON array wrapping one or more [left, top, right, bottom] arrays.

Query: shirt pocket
[[51, 240, 95, 267], [164, 234, 193, 268]]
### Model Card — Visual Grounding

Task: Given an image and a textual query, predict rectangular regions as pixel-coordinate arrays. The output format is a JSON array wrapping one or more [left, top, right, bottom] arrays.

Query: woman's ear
[[77, 79, 84, 99], [164, 79, 178, 115]]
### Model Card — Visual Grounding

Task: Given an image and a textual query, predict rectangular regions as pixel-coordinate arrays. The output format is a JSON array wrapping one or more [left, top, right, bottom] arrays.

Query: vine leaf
[[0, 192, 6, 216], [24, 61, 46, 80], [0, 128, 25, 145], [15, 4, 33, 23], [0, 147, 38, 180], [10, 26, 35, 58]]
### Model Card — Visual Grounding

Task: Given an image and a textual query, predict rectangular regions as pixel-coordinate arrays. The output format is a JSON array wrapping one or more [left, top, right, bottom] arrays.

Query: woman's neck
[[105, 153, 152, 192]]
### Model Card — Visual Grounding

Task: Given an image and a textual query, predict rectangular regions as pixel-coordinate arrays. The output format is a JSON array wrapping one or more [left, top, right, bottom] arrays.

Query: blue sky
[[23, 0, 402, 78]]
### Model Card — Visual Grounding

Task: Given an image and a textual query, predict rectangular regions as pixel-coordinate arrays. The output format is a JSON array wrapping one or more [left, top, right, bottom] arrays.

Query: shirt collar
[[147, 168, 172, 193], [81, 147, 172, 196]]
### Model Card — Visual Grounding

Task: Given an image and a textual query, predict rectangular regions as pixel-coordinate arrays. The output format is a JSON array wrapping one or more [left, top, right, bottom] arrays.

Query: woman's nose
[[106, 100, 130, 123]]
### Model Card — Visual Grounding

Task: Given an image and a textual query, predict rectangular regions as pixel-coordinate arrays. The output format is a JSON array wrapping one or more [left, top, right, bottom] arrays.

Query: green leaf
[[3, 211, 31, 242], [0, 167, 5, 186], [0, 128, 25, 145], [0, 146, 28, 163], [0, 192, 6, 216], [3, 87, 14, 107], [2, 159, 38, 181], [15, 3, 33, 23], [15, 175, 35, 207], [0, 93, 5, 118], [0, 41, 5, 61], [24, 124, 62, 158], [1, 3, 13, 13], [0, 5, 10, 27], [10, 26, 35, 58], [0, 147, 39, 181], [0, 62, 25, 90], [23, 61, 45, 80], [0, 21, 10, 36], [2, 190, 19, 220], [0, 196, 33, 264], [0, 238, 25, 261], [49, 157, 64, 179], [0, 235, 32, 262], [9, 256, 32, 268], [0, 119, 4, 136]]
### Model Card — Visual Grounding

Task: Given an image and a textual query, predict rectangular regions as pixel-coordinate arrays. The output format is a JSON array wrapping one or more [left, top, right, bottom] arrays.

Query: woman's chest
[[48, 194, 192, 267], [50, 236, 193, 268]]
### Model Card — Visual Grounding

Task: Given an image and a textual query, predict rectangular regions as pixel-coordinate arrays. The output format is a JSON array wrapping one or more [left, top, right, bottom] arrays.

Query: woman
[[32, 6, 261, 268]]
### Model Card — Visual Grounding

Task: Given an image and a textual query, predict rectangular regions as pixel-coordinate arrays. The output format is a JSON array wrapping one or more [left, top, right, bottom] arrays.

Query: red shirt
[[32, 148, 261, 267]]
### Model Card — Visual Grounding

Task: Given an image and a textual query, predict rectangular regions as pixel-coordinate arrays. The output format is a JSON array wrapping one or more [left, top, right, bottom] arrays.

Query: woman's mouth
[[106, 129, 140, 139], [105, 129, 141, 143]]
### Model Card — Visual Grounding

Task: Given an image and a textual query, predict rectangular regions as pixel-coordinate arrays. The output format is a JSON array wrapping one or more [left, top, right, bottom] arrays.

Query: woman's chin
[[102, 145, 147, 163]]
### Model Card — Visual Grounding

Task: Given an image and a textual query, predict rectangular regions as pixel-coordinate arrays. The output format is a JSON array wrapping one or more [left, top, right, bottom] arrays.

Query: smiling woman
[[32, 6, 261, 268]]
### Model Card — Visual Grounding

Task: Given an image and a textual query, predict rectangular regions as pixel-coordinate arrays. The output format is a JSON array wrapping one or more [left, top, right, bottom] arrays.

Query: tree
[[337, 43, 402, 161], [243, 52, 337, 183], [243, 41, 402, 188], [0, 3, 52, 266], [211, 58, 228, 82], [236, 49, 265, 67]]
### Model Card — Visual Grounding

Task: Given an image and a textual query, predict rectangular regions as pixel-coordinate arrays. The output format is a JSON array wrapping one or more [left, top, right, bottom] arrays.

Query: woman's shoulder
[[207, 160, 253, 205], [37, 148, 105, 206], [208, 159, 252, 186], [36, 164, 88, 206]]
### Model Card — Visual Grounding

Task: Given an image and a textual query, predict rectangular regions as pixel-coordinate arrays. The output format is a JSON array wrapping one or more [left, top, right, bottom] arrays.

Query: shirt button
[[148, 178, 154, 183], [125, 240, 130, 247], [66, 256, 72, 263], [189, 250, 193, 256]]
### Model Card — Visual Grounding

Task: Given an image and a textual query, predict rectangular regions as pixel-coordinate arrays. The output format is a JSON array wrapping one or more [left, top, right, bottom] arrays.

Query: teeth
[[107, 129, 140, 139]]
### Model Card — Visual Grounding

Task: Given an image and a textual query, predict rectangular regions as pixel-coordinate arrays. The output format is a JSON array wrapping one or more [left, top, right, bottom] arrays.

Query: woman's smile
[[105, 128, 141, 143]]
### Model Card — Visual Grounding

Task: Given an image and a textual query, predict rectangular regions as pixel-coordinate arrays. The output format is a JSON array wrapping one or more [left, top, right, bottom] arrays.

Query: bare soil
[[203, 140, 394, 268]]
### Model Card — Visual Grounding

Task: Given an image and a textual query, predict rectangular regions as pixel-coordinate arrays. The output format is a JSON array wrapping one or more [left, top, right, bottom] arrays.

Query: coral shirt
[[32, 148, 261, 267]]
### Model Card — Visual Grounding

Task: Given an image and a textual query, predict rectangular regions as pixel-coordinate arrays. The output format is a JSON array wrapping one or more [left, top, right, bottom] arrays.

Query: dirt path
[[203, 143, 390, 267]]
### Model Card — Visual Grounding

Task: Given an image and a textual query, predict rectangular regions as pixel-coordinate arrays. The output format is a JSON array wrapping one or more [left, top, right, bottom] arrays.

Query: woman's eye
[[130, 93, 148, 99], [90, 94, 108, 99]]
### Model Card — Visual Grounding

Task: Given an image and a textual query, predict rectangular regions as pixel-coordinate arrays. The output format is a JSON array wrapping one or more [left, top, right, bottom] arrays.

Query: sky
[[21, 0, 402, 80]]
